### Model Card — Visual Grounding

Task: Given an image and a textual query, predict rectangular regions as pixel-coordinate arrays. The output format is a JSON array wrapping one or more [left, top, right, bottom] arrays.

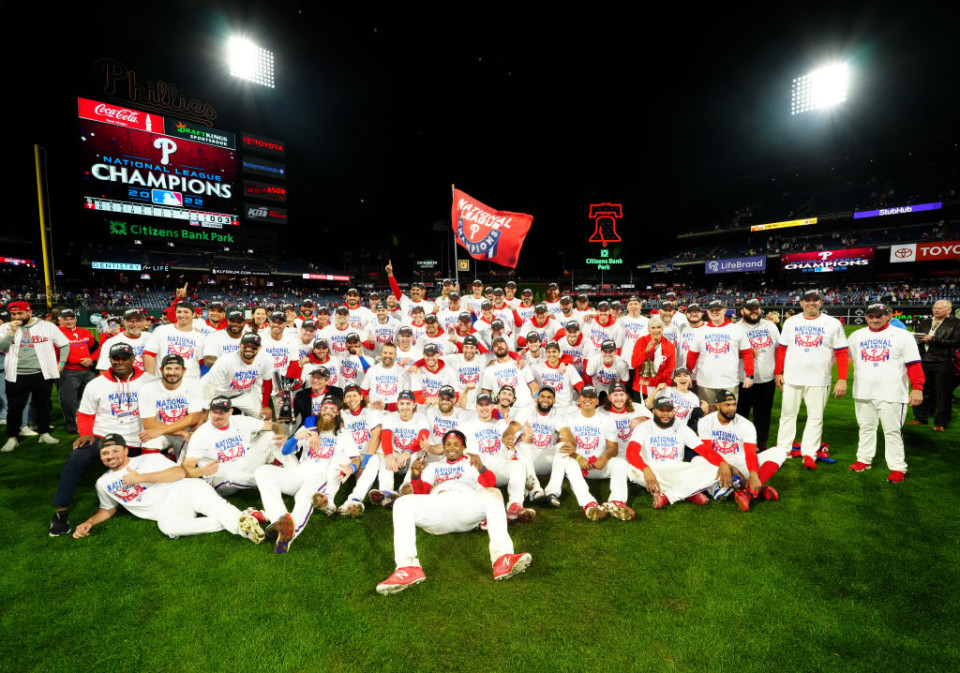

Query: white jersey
[[661, 321, 681, 348], [139, 378, 202, 426], [519, 318, 555, 346], [848, 324, 922, 403], [363, 316, 402, 357], [260, 333, 299, 377], [193, 319, 221, 339], [302, 428, 357, 465], [514, 303, 537, 325], [186, 414, 265, 467], [318, 324, 354, 357], [688, 321, 750, 389], [96, 453, 180, 520], [697, 412, 756, 460], [394, 344, 423, 370], [423, 406, 474, 444], [627, 419, 701, 466], [301, 355, 342, 387], [556, 334, 597, 373], [521, 348, 546, 369], [418, 455, 487, 495], [778, 313, 847, 387], [203, 350, 274, 403], [340, 407, 384, 453], [445, 353, 490, 392], [413, 361, 460, 401], [399, 297, 435, 321], [736, 319, 780, 384], [145, 324, 204, 378], [460, 417, 509, 460], [583, 355, 630, 394], [416, 332, 458, 357], [202, 329, 244, 362], [462, 295, 486, 317], [660, 386, 701, 423], [542, 299, 563, 319], [363, 364, 411, 407], [531, 361, 583, 411], [600, 406, 652, 451], [559, 410, 618, 460], [618, 315, 650, 369], [557, 310, 588, 330], [345, 305, 373, 332], [96, 333, 149, 371], [337, 353, 370, 388], [381, 412, 431, 453], [510, 405, 561, 449], [78, 369, 153, 446], [491, 304, 516, 329], [436, 308, 466, 333], [583, 317, 623, 352], [480, 358, 536, 407]]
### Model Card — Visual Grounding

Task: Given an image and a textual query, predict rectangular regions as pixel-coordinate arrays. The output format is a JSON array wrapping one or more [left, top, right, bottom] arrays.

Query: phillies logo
[[576, 435, 601, 454], [377, 383, 398, 398], [705, 341, 731, 355], [112, 483, 147, 502], [795, 334, 823, 348], [456, 216, 503, 259], [351, 427, 371, 446], [153, 137, 178, 165], [158, 408, 188, 423], [169, 344, 195, 359], [478, 437, 501, 454], [862, 348, 890, 363], [651, 446, 680, 461], [532, 432, 551, 448], [714, 440, 738, 454], [308, 439, 336, 461], [749, 334, 773, 349], [217, 445, 245, 462], [817, 251, 834, 260]]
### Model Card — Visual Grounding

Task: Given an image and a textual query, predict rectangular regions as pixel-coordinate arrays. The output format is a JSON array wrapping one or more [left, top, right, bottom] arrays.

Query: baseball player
[[847, 303, 925, 482], [362, 302, 401, 359], [412, 344, 459, 404], [362, 343, 412, 411], [479, 337, 538, 408], [582, 301, 624, 352], [328, 383, 386, 516], [256, 393, 356, 552], [618, 295, 649, 385], [50, 342, 153, 537], [697, 390, 788, 511], [444, 335, 489, 406], [369, 390, 431, 507], [555, 386, 633, 521], [202, 333, 275, 419], [774, 289, 849, 470], [623, 394, 728, 508], [645, 368, 708, 430], [675, 303, 705, 382], [95, 309, 149, 372], [182, 397, 288, 495], [343, 288, 373, 331], [71, 434, 265, 543], [503, 386, 566, 507], [583, 340, 631, 399], [138, 354, 203, 460], [685, 299, 755, 410], [375, 429, 532, 595], [144, 301, 205, 379], [531, 341, 584, 412], [600, 381, 651, 452], [735, 298, 780, 449], [202, 309, 250, 368]]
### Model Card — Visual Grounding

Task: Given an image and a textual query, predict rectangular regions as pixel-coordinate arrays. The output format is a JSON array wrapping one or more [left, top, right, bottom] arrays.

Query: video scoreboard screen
[[79, 97, 239, 229]]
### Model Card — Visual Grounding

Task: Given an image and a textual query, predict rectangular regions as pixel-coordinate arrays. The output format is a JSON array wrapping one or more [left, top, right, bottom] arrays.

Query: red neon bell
[[588, 203, 623, 247]]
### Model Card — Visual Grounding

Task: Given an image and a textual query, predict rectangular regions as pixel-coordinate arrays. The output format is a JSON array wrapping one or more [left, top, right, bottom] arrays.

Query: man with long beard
[[735, 298, 780, 449]]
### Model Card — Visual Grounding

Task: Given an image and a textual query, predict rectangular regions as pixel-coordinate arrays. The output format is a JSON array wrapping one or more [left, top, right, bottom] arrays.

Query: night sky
[[5, 2, 959, 277]]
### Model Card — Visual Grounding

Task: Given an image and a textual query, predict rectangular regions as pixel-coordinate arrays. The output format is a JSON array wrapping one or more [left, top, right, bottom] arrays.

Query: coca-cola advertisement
[[80, 98, 238, 227], [780, 248, 875, 273]]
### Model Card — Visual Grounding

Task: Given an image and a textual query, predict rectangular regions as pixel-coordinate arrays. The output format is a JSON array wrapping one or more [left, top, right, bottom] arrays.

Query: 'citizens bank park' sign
[[889, 240, 960, 263], [79, 97, 238, 227], [781, 248, 875, 273]]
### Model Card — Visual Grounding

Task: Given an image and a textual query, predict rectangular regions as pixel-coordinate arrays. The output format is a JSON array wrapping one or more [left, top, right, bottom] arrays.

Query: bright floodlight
[[791, 63, 849, 115], [228, 37, 275, 88]]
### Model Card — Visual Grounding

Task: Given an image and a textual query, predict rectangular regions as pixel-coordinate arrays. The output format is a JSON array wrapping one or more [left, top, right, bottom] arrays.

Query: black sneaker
[[49, 510, 70, 537]]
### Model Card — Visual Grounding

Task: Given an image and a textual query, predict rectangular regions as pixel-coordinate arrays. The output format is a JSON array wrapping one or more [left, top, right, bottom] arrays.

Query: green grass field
[[1, 327, 958, 673]]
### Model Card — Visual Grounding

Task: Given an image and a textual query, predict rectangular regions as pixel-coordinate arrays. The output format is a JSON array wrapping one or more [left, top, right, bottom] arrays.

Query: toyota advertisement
[[889, 240, 960, 263], [780, 248, 875, 273], [79, 97, 239, 228]]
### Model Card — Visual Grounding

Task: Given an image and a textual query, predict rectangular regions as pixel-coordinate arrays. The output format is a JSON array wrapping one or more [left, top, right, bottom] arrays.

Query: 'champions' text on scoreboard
[[79, 97, 239, 227]]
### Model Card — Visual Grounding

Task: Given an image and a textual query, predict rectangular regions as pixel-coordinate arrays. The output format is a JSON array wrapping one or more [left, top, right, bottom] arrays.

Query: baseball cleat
[[238, 514, 265, 544], [1, 438, 17, 453], [339, 499, 365, 518], [311, 492, 335, 515], [534, 493, 561, 508], [849, 461, 872, 472], [506, 502, 537, 524], [582, 502, 607, 521], [49, 510, 70, 537], [887, 471, 906, 484], [651, 493, 670, 510], [493, 552, 532, 581], [242, 507, 269, 525], [525, 474, 537, 491], [758, 485, 779, 501], [734, 489, 755, 512], [604, 501, 635, 521], [803, 456, 818, 470], [376, 566, 426, 595], [478, 518, 489, 531], [369, 490, 396, 508], [397, 483, 414, 497], [685, 492, 710, 506], [266, 513, 295, 554]]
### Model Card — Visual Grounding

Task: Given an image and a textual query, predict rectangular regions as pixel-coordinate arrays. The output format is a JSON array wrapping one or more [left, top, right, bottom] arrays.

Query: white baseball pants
[[327, 453, 383, 505], [854, 399, 907, 472], [254, 462, 328, 540], [156, 479, 245, 539], [392, 488, 514, 569], [548, 455, 629, 506], [142, 434, 187, 462], [481, 456, 527, 506], [776, 383, 829, 457], [626, 460, 721, 503], [209, 432, 277, 495]]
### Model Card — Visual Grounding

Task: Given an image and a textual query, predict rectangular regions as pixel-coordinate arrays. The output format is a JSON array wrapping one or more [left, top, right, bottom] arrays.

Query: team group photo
[[3, 3, 959, 672]]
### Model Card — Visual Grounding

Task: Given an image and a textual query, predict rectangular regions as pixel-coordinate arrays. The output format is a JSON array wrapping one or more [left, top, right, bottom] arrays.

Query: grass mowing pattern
[[1, 326, 958, 672]]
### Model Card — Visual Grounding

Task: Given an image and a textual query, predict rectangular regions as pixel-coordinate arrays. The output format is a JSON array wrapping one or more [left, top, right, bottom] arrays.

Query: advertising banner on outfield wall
[[705, 256, 766, 274], [781, 248, 874, 273], [889, 240, 960, 263]]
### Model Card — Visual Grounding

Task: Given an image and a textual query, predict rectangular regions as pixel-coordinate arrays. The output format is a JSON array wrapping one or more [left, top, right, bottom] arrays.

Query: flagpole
[[451, 184, 459, 289]]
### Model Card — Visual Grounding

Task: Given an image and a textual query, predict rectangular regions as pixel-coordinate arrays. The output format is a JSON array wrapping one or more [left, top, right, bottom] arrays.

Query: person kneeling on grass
[[376, 429, 532, 595], [72, 433, 266, 543]]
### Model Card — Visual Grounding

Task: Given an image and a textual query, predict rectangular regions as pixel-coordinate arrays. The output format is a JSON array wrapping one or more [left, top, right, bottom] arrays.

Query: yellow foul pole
[[34, 145, 54, 309]]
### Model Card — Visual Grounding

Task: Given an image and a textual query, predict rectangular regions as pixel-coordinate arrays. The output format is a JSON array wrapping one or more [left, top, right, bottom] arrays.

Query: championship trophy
[[273, 372, 301, 434]]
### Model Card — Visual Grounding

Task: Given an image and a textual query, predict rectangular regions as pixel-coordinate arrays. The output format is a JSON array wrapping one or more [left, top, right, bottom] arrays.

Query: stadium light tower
[[791, 62, 849, 115], [228, 36, 275, 88]]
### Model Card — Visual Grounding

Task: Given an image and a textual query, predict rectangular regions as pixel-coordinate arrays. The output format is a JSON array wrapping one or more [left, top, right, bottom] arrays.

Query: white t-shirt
[[848, 324, 922, 403], [618, 315, 650, 369], [531, 361, 583, 410], [139, 378, 203, 425], [627, 419, 701, 467], [202, 329, 244, 361], [584, 355, 630, 394], [660, 387, 701, 423], [697, 412, 756, 460], [340, 407, 383, 453], [423, 406, 474, 444], [480, 358, 536, 407], [381, 411, 431, 453], [419, 455, 485, 495], [510, 405, 561, 449], [736, 319, 780, 384], [146, 324, 205, 379], [95, 453, 180, 520], [413, 362, 460, 401], [260, 333, 300, 378], [187, 415, 265, 467], [364, 364, 411, 406], [97, 333, 149, 371], [460, 417, 509, 461], [78, 369, 154, 446], [559, 410, 617, 460], [600, 406, 652, 451], [778, 313, 847, 387], [688, 321, 750, 389], [202, 350, 274, 403]]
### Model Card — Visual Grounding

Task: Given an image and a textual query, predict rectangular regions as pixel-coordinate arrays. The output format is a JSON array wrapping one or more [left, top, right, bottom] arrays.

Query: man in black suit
[[907, 300, 960, 431]]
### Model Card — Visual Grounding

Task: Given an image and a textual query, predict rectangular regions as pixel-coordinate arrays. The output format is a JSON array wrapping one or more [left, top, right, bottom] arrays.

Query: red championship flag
[[451, 188, 533, 269]]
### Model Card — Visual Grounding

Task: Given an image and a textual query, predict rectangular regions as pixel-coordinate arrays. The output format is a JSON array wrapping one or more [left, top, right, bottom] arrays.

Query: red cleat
[[849, 461, 872, 472], [652, 493, 670, 509], [376, 566, 426, 595], [803, 456, 818, 471], [603, 501, 636, 521], [506, 502, 536, 524], [887, 471, 906, 484], [582, 501, 607, 521], [685, 492, 709, 506], [493, 552, 532, 581], [734, 489, 754, 512], [242, 507, 269, 525], [758, 485, 779, 501]]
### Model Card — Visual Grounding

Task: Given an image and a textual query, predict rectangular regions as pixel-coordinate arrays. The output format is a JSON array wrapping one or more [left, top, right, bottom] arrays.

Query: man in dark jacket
[[907, 300, 960, 431]]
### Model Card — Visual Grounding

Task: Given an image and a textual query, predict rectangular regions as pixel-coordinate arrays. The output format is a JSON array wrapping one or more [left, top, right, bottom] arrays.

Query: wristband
[[360, 455, 371, 468], [350, 463, 358, 474]]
